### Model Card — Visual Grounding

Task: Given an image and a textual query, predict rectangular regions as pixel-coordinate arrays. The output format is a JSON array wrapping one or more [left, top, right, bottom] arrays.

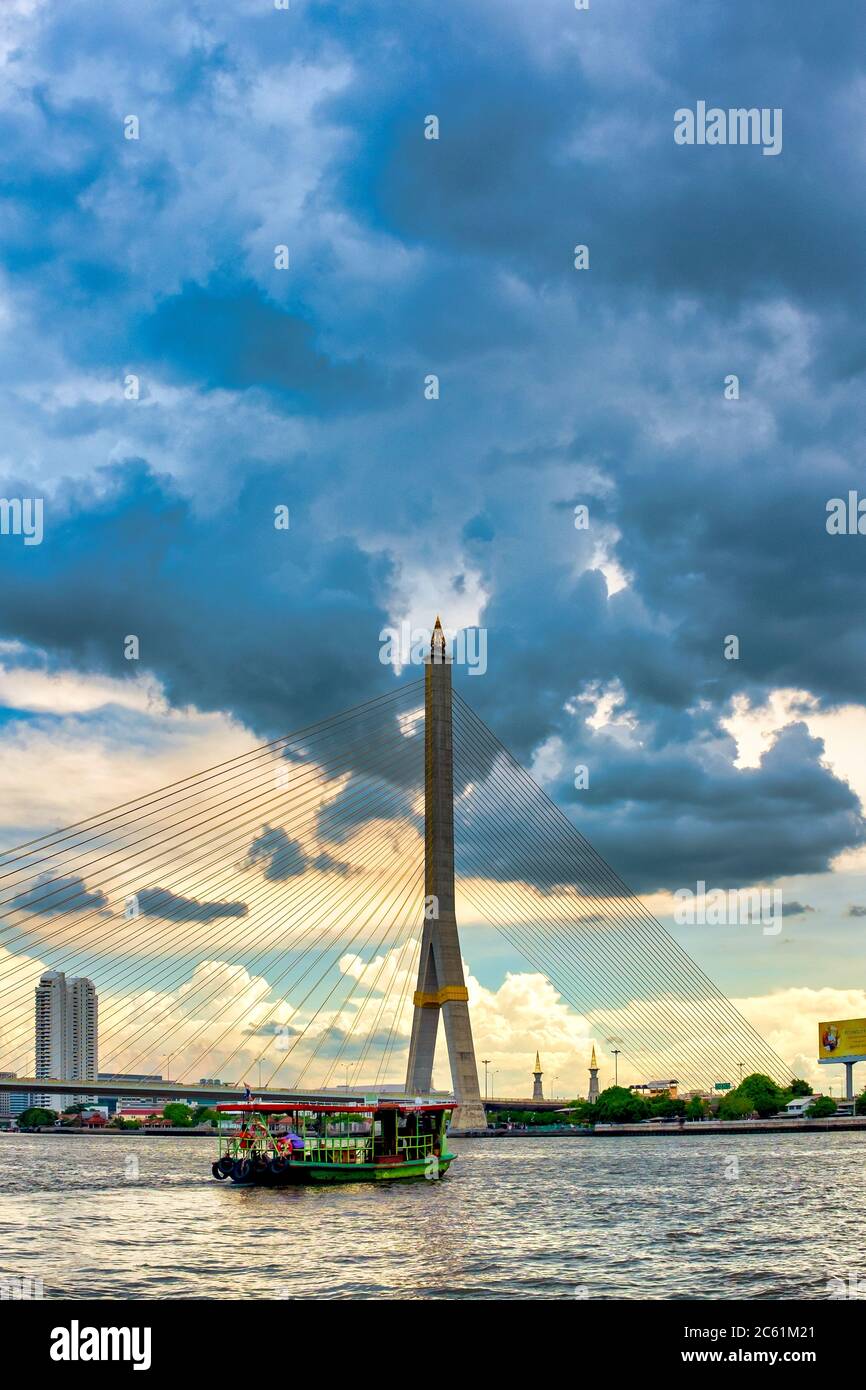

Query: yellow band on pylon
[[413, 985, 469, 1008]]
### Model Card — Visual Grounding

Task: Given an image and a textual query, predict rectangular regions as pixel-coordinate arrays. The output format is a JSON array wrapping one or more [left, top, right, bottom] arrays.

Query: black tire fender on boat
[[217, 1154, 234, 1174], [231, 1159, 252, 1182], [269, 1156, 288, 1175], [212, 1160, 229, 1180]]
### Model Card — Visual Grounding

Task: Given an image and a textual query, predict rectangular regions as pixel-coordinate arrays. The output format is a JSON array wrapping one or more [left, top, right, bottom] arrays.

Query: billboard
[[818, 1018, 866, 1062]]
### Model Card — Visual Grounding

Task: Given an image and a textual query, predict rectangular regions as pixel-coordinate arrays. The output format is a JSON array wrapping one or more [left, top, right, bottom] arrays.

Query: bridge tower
[[405, 618, 487, 1131]]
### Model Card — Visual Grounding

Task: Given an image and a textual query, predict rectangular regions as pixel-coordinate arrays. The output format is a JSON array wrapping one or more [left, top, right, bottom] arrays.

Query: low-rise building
[[116, 1106, 170, 1125], [631, 1079, 679, 1101], [781, 1095, 818, 1117]]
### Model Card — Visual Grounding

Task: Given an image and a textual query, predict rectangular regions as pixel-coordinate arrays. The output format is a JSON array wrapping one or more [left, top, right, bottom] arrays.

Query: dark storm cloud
[[563, 723, 866, 892], [138, 281, 401, 413], [779, 902, 814, 918], [315, 774, 421, 846], [134, 887, 248, 923], [337, 2, 866, 334], [0, 460, 397, 737], [10, 873, 109, 916], [245, 825, 354, 881], [454, 721, 865, 895], [0, 0, 864, 901]]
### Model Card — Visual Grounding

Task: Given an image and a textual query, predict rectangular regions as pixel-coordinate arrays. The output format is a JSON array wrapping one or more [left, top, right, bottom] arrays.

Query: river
[[0, 1131, 862, 1299]]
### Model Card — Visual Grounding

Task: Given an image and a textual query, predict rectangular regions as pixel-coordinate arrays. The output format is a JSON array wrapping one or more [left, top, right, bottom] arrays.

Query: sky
[[0, 0, 865, 1098]]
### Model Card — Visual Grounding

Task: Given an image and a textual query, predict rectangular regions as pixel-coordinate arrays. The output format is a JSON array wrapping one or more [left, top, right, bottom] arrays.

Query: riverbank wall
[[456, 1116, 866, 1137]]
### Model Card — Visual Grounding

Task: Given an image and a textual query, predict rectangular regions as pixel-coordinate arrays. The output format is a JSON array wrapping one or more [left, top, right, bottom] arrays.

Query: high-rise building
[[0, 1073, 31, 1118], [532, 1051, 544, 1101], [34, 971, 98, 1112], [587, 1044, 600, 1104]]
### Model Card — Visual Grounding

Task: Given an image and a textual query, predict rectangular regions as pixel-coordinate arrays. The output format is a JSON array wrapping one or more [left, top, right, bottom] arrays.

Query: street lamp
[[611, 1049, 621, 1086], [481, 1059, 491, 1101]]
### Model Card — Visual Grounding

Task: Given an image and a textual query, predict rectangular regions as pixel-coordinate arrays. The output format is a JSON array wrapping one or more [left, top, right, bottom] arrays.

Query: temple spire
[[532, 1050, 544, 1101], [588, 1044, 600, 1104]]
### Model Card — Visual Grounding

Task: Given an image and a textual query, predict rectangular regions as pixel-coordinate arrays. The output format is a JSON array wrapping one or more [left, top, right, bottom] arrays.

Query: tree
[[556, 1108, 579, 1126], [162, 1102, 194, 1127], [741, 1073, 786, 1114], [717, 1092, 753, 1120], [806, 1096, 837, 1118], [18, 1107, 58, 1127], [191, 1106, 220, 1127], [686, 1095, 708, 1120], [789, 1078, 813, 1098], [564, 1101, 595, 1126], [593, 1086, 649, 1124], [733, 1072, 787, 1118], [855, 1089, 866, 1117], [63, 1102, 90, 1115], [649, 1095, 686, 1119]]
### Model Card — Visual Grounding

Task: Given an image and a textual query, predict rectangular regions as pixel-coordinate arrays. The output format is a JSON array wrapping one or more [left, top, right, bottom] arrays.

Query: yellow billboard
[[818, 1018, 866, 1061]]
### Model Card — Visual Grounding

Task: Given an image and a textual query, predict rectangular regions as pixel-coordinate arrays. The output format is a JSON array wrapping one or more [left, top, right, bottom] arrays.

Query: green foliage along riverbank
[[500, 1074, 866, 1128]]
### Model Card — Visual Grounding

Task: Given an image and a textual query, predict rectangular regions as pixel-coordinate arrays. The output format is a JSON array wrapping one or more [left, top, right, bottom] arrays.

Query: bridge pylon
[[405, 618, 487, 1131]]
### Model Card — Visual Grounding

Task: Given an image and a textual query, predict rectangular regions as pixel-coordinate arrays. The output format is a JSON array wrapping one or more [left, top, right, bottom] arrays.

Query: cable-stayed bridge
[[0, 623, 789, 1125]]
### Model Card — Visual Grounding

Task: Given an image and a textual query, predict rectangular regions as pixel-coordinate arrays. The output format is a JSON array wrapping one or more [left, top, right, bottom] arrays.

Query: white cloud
[[733, 984, 866, 1093]]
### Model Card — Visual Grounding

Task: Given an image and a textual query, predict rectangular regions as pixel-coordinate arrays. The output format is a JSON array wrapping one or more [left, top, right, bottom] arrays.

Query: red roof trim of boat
[[214, 1102, 454, 1114]]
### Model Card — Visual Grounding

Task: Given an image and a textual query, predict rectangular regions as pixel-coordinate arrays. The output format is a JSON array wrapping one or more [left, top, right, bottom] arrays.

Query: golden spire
[[431, 615, 447, 663], [534, 1051, 542, 1073], [590, 1044, 597, 1068]]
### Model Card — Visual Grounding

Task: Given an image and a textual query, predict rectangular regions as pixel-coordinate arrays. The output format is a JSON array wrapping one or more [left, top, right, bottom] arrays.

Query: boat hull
[[223, 1153, 456, 1186]]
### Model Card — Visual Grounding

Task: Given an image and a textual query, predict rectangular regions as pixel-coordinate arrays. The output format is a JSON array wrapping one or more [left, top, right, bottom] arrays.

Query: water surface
[[0, 1132, 861, 1299]]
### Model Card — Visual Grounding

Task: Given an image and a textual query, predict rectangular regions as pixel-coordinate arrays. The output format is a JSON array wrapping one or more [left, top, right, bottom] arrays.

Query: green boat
[[211, 1099, 457, 1186]]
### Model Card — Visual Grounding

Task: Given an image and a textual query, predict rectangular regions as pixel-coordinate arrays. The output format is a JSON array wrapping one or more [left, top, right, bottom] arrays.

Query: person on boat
[[278, 1130, 304, 1155]]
